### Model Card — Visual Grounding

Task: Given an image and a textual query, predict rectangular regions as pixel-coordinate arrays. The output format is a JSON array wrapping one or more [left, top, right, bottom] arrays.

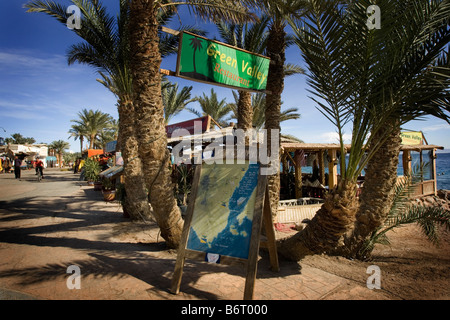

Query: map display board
[[171, 159, 279, 300], [186, 162, 260, 259]]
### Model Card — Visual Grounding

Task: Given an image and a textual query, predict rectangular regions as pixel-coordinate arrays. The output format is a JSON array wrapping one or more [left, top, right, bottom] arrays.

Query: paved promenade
[[0, 168, 390, 302]]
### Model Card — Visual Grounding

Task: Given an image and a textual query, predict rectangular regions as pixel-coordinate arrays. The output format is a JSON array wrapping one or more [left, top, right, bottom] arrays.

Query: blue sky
[[0, 0, 449, 153]]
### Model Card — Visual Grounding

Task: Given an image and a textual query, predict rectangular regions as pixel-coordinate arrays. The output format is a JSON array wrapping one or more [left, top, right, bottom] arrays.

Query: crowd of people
[[0, 155, 45, 180], [1, 152, 114, 181]]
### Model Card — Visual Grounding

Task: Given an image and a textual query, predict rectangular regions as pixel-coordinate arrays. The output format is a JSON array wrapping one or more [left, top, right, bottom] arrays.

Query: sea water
[[428, 152, 449, 191], [396, 151, 450, 191], [297, 151, 450, 191]]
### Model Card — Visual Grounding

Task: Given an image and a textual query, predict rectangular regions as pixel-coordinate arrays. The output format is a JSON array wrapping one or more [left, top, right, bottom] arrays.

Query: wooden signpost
[[161, 26, 278, 299], [171, 161, 279, 300]]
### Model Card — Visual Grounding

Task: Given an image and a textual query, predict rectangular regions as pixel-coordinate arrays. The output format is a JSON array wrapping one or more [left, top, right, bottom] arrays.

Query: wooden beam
[[244, 175, 267, 300], [160, 26, 180, 36], [328, 149, 338, 188], [431, 148, 437, 196], [402, 150, 411, 176], [318, 150, 325, 185], [288, 151, 303, 199], [209, 116, 222, 129], [160, 68, 176, 76], [170, 164, 202, 295]]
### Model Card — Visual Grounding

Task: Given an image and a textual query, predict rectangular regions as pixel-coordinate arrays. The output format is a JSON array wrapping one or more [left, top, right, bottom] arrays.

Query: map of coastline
[[186, 162, 260, 259]]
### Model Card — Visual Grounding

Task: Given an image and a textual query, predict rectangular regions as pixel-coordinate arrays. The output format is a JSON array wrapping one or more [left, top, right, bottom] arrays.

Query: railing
[[277, 197, 324, 224]]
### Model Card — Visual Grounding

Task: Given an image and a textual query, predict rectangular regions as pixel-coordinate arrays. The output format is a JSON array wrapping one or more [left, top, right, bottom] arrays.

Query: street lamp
[[0, 127, 5, 132]]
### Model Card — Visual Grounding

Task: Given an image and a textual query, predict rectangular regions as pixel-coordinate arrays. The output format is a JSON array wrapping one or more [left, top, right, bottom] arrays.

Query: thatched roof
[[281, 142, 444, 153], [282, 143, 351, 152]]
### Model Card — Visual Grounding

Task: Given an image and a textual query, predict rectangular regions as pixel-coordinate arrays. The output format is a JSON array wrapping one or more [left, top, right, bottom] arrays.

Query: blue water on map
[[187, 163, 260, 259]]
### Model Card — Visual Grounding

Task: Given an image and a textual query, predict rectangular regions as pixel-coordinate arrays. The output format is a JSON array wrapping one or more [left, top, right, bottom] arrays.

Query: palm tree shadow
[[89, 252, 221, 300], [0, 178, 302, 299], [0, 247, 301, 300]]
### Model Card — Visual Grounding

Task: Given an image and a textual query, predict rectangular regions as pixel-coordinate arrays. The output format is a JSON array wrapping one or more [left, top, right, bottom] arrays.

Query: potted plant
[[83, 158, 101, 186], [101, 177, 116, 201]]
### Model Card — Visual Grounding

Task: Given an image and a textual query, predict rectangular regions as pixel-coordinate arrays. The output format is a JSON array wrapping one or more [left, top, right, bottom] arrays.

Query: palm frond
[[358, 162, 450, 259], [24, 0, 69, 24], [161, 0, 259, 24], [190, 88, 232, 127], [280, 107, 301, 121], [186, 107, 202, 118], [291, 0, 450, 183], [284, 63, 305, 77], [386, 205, 449, 245], [163, 82, 194, 124]]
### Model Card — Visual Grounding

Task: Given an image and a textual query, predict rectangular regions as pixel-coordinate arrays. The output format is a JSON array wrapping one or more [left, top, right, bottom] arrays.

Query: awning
[[99, 165, 123, 179], [85, 149, 104, 158]]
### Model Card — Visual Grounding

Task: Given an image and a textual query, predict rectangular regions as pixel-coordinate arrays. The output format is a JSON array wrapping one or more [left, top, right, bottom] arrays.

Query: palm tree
[[68, 123, 87, 153], [278, 0, 450, 261], [49, 140, 70, 167], [258, 0, 309, 218], [27, 0, 259, 248], [71, 109, 113, 150], [229, 91, 301, 129], [96, 118, 119, 149], [216, 16, 270, 130], [188, 88, 232, 128], [346, 0, 450, 257], [25, 0, 203, 224], [162, 82, 195, 124], [216, 17, 305, 131], [128, 0, 260, 248]]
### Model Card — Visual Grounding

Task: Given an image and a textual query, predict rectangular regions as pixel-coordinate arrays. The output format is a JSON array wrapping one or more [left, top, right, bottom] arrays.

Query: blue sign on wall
[[105, 140, 117, 153]]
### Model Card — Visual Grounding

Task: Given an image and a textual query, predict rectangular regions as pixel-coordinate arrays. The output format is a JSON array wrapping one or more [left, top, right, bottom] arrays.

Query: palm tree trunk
[[129, 0, 183, 248], [237, 90, 253, 130], [89, 137, 94, 150], [117, 99, 153, 221], [264, 23, 285, 220], [278, 179, 359, 261], [344, 124, 402, 258], [80, 137, 83, 154]]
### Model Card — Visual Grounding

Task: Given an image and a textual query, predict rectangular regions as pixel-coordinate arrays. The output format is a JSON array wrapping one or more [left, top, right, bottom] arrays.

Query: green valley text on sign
[[176, 32, 270, 92]]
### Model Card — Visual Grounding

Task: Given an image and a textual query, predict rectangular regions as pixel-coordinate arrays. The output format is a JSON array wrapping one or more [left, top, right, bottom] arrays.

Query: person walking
[[14, 155, 22, 179]]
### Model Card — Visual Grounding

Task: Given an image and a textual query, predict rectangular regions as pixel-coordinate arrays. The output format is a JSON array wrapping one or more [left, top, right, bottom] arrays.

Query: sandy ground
[[0, 168, 449, 300], [299, 224, 450, 299], [114, 218, 450, 300]]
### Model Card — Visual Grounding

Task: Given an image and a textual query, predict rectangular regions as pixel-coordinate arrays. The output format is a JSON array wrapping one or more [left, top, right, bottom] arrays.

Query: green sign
[[176, 32, 270, 92]]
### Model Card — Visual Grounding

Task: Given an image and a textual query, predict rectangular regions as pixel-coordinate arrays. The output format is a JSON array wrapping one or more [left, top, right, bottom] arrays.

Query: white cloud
[[421, 123, 450, 132], [0, 99, 48, 112], [0, 51, 68, 75], [319, 131, 352, 144]]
